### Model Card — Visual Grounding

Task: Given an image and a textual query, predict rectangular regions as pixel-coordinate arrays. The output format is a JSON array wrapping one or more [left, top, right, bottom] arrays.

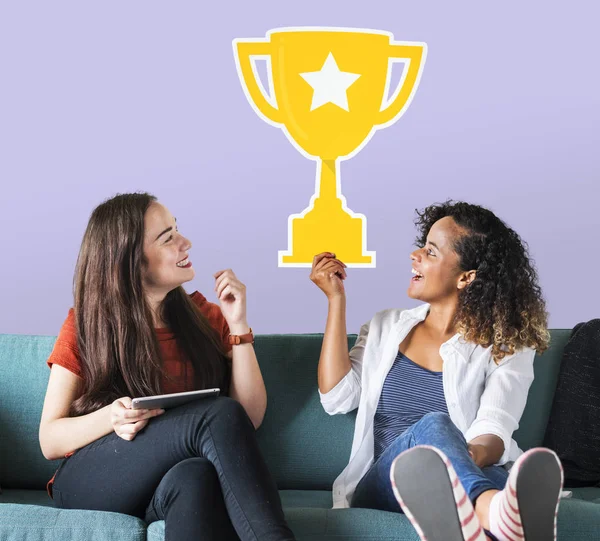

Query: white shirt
[[319, 304, 535, 509]]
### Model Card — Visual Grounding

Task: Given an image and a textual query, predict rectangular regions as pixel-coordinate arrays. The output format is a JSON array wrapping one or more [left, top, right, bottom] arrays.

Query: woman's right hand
[[310, 252, 347, 299], [110, 397, 165, 441]]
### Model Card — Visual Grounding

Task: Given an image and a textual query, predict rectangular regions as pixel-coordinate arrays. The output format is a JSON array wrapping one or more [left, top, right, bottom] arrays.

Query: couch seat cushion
[[569, 486, 600, 503], [4, 488, 600, 541], [148, 490, 421, 541], [0, 490, 146, 541], [148, 489, 600, 541]]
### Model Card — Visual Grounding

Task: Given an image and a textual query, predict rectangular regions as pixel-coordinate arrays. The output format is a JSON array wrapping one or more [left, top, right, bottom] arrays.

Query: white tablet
[[131, 388, 220, 410]]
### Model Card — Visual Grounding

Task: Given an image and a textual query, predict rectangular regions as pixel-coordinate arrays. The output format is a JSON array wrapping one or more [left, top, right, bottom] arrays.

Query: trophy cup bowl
[[234, 28, 426, 266]]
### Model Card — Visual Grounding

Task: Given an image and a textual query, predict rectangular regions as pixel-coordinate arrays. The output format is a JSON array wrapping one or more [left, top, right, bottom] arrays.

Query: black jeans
[[52, 397, 295, 541]]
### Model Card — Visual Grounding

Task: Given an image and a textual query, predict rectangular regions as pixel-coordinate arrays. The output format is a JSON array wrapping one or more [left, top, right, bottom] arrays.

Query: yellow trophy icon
[[233, 27, 426, 266]]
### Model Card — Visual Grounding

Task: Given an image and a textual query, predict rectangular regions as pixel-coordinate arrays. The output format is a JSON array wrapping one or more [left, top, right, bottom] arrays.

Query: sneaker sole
[[391, 446, 480, 541], [515, 449, 563, 541]]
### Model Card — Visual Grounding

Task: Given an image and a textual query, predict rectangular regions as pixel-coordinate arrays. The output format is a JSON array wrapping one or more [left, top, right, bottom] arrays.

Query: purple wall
[[1, 2, 598, 335]]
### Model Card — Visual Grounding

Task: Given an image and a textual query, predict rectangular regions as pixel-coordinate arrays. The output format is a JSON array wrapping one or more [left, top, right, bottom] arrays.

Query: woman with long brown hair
[[310, 201, 564, 541], [39, 192, 295, 541]]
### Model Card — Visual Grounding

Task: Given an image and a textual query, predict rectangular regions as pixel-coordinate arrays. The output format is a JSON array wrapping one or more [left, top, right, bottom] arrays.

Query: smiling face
[[142, 202, 194, 299], [408, 216, 475, 304]]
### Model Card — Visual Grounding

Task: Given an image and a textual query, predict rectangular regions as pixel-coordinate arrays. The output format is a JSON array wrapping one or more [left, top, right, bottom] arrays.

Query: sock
[[441, 453, 486, 541], [488, 486, 524, 541]]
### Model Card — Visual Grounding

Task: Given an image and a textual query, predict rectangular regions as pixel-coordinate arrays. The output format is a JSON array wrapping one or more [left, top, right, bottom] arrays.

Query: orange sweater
[[47, 291, 232, 393]]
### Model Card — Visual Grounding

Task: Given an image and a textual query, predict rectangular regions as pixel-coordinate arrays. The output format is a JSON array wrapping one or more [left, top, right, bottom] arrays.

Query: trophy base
[[279, 197, 375, 267]]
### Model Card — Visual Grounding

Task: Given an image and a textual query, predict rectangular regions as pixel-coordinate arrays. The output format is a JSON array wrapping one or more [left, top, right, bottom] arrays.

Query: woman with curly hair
[[309, 201, 563, 541]]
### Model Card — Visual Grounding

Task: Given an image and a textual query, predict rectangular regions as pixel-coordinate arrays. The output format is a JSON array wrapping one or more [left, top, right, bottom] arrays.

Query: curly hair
[[414, 200, 550, 361]]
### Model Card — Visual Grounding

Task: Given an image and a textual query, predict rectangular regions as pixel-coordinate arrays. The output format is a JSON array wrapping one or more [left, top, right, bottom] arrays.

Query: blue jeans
[[352, 412, 509, 512]]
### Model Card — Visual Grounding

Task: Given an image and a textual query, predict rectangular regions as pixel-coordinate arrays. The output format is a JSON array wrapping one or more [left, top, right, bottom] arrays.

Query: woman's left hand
[[214, 269, 248, 328], [468, 435, 504, 469], [468, 443, 486, 468]]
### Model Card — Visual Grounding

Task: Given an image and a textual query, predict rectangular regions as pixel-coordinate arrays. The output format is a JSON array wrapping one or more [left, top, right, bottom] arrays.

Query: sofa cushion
[[0, 335, 61, 489], [556, 499, 600, 540], [506, 329, 569, 451], [0, 491, 146, 541], [0, 489, 53, 507], [570, 487, 600, 502], [147, 489, 421, 541], [146, 489, 600, 541], [254, 334, 358, 490], [280, 489, 333, 508], [2, 485, 600, 540]]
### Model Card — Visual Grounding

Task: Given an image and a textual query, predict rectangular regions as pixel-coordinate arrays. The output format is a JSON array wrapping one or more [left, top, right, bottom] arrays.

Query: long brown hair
[[71, 192, 229, 416]]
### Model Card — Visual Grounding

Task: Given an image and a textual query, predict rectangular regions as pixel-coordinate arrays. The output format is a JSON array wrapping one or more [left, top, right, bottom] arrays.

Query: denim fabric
[[352, 412, 508, 512]]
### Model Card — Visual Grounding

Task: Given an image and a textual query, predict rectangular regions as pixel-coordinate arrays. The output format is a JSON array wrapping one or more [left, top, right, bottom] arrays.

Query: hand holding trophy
[[309, 252, 348, 300], [233, 27, 426, 267]]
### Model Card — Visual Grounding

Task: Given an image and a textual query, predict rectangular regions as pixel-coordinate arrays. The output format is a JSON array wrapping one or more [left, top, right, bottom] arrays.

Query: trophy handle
[[233, 40, 282, 125], [375, 43, 427, 127]]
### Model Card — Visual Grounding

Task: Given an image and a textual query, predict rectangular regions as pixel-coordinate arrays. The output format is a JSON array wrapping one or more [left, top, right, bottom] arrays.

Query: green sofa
[[1, 331, 599, 540]]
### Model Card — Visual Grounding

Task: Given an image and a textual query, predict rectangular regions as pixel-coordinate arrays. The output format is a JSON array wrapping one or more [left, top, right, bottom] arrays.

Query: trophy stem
[[317, 159, 338, 202]]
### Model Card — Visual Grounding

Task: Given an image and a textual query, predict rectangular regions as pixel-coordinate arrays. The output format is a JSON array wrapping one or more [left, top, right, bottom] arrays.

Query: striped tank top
[[373, 351, 448, 460]]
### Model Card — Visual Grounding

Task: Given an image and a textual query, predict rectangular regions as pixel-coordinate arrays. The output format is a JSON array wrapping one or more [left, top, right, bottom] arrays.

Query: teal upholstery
[[0, 335, 61, 489], [1, 490, 146, 541], [1, 331, 599, 540], [513, 330, 570, 450], [254, 335, 358, 490]]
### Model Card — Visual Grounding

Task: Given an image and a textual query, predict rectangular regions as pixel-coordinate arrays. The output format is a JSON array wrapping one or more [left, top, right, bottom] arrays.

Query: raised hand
[[310, 252, 347, 300], [214, 269, 248, 328], [110, 397, 164, 441]]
